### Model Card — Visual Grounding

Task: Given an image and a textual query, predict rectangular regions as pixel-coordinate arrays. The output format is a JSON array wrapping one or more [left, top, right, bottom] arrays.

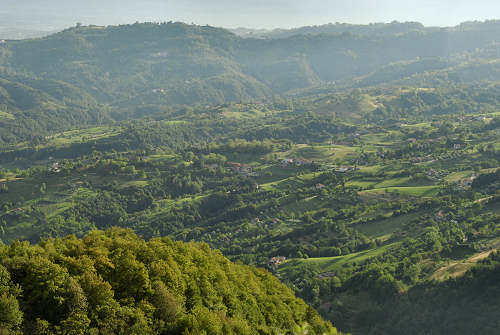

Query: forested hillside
[[1, 21, 500, 144], [341, 252, 500, 334], [326, 253, 500, 335], [0, 228, 340, 334]]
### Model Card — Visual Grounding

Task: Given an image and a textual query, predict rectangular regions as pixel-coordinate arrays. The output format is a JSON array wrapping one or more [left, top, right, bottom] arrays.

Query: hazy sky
[[1, 0, 499, 30]]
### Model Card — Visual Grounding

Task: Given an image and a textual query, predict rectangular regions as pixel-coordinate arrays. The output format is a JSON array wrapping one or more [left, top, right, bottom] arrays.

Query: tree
[[0, 265, 22, 333], [151, 281, 180, 323], [0, 294, 23, 332]]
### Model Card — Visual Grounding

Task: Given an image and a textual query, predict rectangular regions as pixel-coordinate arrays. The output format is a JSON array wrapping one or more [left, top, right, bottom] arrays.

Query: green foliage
[[357, 252, 500, 335], [0, 264, 22, 333], [0, 228, 339, 334]]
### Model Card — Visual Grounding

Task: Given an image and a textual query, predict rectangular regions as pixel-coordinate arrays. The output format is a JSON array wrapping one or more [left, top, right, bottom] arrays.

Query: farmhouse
[[336, 166, 356, 173], [281, 158, 294, 167], [268, 256, 286, 267], [435, 210, 445, 220], [315, 183, 326, 190], [457, 175, 476, 190], [227, 162, 252, 175], [426, 169, 443, 181], [51, 162, 61, 173]]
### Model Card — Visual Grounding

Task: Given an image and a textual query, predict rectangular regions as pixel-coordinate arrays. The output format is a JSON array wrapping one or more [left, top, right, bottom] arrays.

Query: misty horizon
[[1, 0, 499, 36]]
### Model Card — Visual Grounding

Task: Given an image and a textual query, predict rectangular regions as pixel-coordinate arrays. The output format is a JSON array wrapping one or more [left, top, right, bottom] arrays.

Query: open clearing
[[282, 242, 399, 273]]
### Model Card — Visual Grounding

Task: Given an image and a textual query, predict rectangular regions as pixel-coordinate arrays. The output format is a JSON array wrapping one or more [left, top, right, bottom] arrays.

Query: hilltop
[[0, 228, 340, 334]]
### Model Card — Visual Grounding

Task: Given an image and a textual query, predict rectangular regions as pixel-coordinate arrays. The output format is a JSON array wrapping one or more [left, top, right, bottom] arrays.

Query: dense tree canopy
[[0, 228, 340, 335]]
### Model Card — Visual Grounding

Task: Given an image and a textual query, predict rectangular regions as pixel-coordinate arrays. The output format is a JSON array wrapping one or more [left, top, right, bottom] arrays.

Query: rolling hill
[[0, 21, 499, 145]]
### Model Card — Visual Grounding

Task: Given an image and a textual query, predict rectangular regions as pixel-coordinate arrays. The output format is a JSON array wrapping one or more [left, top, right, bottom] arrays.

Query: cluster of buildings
[[458, 115, 488, 122], [224, 156, 358, 179], [226, 162, 259, 177], [280, 158, 313, 168], [426, 169, 444, 182]]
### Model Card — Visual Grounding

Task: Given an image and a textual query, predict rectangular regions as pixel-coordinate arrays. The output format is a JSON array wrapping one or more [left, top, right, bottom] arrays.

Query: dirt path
[[431, 247, 498, 281], [469, 249, 496, 262], [473, 196, 494, 204]]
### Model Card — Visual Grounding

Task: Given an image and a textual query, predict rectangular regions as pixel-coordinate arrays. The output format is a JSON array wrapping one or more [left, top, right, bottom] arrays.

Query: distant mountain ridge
[[230, 20, 500, 38], [230, 21, 430, 38], [0, 20, 499, 144]]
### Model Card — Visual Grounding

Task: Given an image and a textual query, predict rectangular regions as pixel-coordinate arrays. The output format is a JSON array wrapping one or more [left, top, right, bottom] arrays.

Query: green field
[[282, 144, 359, 163], [360, 185, 440, 197], [281, 242, 399, 273], [42, 126, 122, 148], [0, 111, 15, 120], [352, 212, 421, 238], [444, 170, 474, 182]]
